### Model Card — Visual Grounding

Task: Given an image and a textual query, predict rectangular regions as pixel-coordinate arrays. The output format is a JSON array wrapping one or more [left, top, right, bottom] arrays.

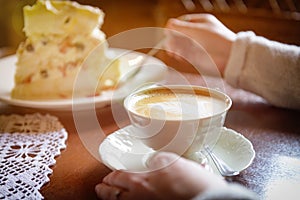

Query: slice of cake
[[11, 0, 123, 100]]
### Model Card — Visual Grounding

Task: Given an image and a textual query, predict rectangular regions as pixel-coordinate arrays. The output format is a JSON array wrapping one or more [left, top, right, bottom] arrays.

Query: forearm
[[224, 31, 300, 110]]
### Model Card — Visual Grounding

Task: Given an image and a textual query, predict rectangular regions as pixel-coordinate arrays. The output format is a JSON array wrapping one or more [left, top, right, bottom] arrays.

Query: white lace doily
[[0, 113, 68, 200]]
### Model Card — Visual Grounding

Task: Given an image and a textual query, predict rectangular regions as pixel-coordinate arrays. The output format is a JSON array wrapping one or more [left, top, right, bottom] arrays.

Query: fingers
[[166, 13, 214, 29], [165, 18, 207, 40], [96, 171, 137, 200], [95, 183, 124, 200], [177, 13, 216, 23], [166, 14, 235, 41], [102, 170, 147, 189], [165, 13, 219, 35], [96, 171, 153, 200]]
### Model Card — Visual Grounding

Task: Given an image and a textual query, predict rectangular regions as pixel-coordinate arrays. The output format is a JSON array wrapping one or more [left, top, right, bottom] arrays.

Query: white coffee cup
[[124, 85, 232, 157]]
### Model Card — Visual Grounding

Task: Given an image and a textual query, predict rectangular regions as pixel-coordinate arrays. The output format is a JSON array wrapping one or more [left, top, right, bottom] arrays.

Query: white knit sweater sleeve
[[224, 31, 300, 110], [191, 183, 258, 200]]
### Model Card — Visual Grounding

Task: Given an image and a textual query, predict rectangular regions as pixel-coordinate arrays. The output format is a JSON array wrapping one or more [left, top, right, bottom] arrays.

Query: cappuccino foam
[[129, 90, 226, 120]]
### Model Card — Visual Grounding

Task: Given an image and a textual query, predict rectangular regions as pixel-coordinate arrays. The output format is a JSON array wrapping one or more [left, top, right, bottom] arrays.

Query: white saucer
[[0, 48, 167, 111], [99, 126, 255, 174]]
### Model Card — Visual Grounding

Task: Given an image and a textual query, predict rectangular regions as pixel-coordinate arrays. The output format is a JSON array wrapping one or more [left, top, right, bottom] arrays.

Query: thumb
[[166, 18, 200, 33], [146, 152, 181, 170]]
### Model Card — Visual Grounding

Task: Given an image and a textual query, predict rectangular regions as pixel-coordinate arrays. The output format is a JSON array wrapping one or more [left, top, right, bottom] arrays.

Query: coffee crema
[[128, 89, 227, 120]]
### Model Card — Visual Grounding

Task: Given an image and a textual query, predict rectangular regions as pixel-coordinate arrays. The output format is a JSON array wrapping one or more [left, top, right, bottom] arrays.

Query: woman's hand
[[95, 152, 228, 200], [164, 14, 236, 76]]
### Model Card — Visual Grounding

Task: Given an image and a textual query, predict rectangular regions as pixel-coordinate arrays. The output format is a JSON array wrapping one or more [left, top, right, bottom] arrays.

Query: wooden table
[[1, 64, 299, 199], [1, 0, 300, 198]]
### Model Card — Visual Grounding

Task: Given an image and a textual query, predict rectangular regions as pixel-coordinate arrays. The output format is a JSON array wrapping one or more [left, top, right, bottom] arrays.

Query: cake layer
[[15, 30, 107, 84], [11, 57, 122, 100]]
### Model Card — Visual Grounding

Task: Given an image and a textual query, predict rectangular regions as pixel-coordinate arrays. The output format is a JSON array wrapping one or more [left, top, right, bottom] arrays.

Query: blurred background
[[1, 0, 300, 55]]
